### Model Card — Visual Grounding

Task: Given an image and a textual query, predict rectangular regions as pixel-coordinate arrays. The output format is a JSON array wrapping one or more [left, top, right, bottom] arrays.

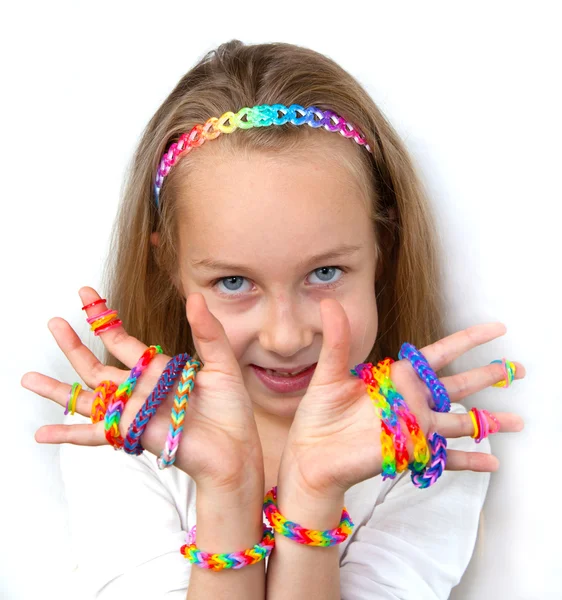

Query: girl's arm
[[265, 483, 344, 600], [187, 483, 266, 599]]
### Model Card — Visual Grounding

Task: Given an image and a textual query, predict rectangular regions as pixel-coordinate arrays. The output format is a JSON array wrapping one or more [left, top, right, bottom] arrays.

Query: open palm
[[280, 299, 525, 497], [22, 287, 264, 493]]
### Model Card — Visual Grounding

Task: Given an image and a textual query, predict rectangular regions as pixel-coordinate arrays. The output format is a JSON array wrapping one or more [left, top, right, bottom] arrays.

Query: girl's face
[[176, 141, 379, 422]]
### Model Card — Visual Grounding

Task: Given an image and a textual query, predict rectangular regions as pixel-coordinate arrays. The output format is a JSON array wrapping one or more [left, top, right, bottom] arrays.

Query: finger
[[419, 322, 508, 373], [433, 410, 524, 439], [186, 293, 240, 377], [441, 360, 526, 402], [309, 298, 352, 387], [79, 286, 150, 369], [47, 317, 127, 390], [21, 371, 96, 418], [445, 449, 500, 472], [35, 423, 105, 446]]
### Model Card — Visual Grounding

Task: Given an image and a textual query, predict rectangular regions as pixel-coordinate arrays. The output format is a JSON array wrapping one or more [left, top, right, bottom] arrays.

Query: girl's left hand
[[278, 299, 526, 500]]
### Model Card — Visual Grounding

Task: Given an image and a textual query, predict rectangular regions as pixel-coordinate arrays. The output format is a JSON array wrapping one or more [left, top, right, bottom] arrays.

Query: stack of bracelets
[[71, 298, 514, 570]]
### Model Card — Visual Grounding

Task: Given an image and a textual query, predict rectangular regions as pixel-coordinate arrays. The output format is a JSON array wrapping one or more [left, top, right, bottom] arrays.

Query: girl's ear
[[150, 232, 160, 246]]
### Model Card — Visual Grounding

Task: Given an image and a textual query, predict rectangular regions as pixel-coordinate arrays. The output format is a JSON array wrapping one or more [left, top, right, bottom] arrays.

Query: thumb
[[186, 293, 240, 377], [309, 299, 353, 387]]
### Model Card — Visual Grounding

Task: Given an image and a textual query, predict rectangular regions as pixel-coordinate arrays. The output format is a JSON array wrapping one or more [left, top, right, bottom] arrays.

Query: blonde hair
[[101, 39, 454, 379]]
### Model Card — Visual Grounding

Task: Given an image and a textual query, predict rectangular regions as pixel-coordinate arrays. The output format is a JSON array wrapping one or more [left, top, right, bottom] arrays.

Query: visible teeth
[[265, 366, 309, 377]]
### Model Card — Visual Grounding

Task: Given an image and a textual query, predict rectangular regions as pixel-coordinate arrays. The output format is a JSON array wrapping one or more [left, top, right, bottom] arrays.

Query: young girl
[[23, 40, 525, 600]]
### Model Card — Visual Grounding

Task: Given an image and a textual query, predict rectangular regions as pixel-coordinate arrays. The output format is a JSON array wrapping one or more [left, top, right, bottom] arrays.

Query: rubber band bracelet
[[124, 353, 192, 456], [398, 343, 451, 413], [91, 380, 118, 423], [180, 523, 275, 570], [371, 360, 446, 488], [157, 357, 203, 469], [263, 485, 354, 546], [351, 362, 402, 480], [104, 345, 163, 449]]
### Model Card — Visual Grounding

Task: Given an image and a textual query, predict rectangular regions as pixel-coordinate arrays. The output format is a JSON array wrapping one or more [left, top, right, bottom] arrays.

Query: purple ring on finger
[[124, 353, 192, 456], [398, 343, 451, 413]]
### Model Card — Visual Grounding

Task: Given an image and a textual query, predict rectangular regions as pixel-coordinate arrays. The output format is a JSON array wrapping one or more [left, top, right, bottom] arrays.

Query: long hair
[[101, 39, 453, 379]]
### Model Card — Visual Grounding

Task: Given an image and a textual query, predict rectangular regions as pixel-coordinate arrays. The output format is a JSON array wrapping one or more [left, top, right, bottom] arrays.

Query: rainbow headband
[[153, 103, 373, 208]]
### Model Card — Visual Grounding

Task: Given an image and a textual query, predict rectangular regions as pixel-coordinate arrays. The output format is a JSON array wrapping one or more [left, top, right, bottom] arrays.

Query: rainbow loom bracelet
[[124, 353, 192, 456], [157, 357, 203, 469], [180, 523, 275, 570], [371, 359, 431, 473], [104, 345, 163, 449], [361, 358, 447, 488], [91, 380, 118, 423], [490, 358, 516, 387], [351, 362, 404, 479], [263, 486, 354, 546], [398, 343, 451, 413], [154, 104, 373, 208]]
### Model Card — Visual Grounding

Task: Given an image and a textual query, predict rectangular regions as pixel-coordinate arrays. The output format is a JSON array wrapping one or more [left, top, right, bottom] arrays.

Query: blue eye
[[215, 276, 252, 295], [213, 266, 345, 298], [308, 266, 342, 285]]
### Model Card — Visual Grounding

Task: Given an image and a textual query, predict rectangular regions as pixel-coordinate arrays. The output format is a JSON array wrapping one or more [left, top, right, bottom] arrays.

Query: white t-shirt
[[60, 401, 490, 600]]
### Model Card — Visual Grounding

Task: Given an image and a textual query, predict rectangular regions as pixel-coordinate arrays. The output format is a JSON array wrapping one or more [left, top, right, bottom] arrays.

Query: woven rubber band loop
[[124, 353, 193, 456], [104, 345, 163, 449], [398, 343, 451, 413], [180, 523, 275, 570], [154, 104, 372, 208], [263, 485, 354, 546], [157, 357, 203, 469]]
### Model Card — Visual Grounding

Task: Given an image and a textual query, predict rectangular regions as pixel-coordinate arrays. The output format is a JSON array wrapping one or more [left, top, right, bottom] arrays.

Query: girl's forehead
[[178, 147, 370, 241]]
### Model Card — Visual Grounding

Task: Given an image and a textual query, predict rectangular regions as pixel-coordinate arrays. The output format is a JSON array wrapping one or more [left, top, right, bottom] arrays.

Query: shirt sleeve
[[339, 403, 491, 600], [60, 416, 192, 600]]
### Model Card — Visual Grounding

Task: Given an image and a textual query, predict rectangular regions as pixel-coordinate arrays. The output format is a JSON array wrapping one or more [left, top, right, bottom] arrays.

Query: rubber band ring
[[64, 382, 82, 416], [81, 298, 107, 311], [469, 408, 479, 439], [94, 319, 123, 335]]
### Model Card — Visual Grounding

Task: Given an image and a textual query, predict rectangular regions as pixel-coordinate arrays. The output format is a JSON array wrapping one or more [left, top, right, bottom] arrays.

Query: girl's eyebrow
[[190, 244, 363, 273]]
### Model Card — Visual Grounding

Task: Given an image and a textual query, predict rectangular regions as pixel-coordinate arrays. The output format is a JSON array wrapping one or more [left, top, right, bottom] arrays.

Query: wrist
[[273, 473, 346, 531], [195, 483, 266, 552]]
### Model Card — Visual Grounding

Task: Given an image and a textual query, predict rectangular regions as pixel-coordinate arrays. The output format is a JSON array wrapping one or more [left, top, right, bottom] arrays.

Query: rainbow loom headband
[[153, 104, 373, 208]]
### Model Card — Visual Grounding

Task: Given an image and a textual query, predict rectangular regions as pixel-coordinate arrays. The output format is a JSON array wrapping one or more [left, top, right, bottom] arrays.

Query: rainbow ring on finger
[[490, 358, 516, 388], [469, 407, 500, 443], [398, 343, 451, 413], [64, 382, 82, 416]]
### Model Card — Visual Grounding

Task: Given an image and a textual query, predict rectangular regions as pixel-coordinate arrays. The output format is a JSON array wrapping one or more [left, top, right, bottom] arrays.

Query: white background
[[1, 1, 560, 598]]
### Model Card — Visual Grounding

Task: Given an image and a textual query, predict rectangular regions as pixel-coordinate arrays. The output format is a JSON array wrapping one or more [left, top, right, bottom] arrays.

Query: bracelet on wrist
[[180, 523, 275, 570], [263, 485, 354, 546]]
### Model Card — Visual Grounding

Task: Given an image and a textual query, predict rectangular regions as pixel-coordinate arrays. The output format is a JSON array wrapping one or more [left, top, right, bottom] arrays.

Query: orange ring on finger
[[469, 408, 480, 439]]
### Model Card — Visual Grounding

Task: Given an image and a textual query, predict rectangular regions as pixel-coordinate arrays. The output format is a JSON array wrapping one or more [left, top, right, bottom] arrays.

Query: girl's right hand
[[22, 287, 264, 497]]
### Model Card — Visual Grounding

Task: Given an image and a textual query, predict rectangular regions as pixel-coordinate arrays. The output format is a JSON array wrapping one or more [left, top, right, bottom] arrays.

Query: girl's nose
[[258, 295, 314, 357]]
